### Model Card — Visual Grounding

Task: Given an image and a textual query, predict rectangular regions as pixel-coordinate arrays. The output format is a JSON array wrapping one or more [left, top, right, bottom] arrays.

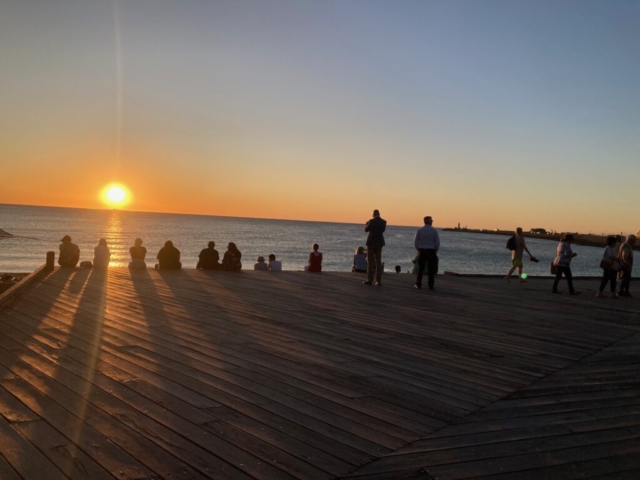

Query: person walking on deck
[[414, 216, 440, 290], [618, 234, 635, 297], [505, 227, 535, 281], [363, 209, 386, 286], [552, 234, 580, 295], [597, 236, 619, 298]]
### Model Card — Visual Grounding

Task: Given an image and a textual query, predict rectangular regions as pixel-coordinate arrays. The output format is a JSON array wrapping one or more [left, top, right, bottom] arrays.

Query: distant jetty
[[442, 227, 639, 250]]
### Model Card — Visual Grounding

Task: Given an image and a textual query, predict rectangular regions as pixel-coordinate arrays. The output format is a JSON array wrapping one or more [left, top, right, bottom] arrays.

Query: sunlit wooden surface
[[0, 268, 638, 479]]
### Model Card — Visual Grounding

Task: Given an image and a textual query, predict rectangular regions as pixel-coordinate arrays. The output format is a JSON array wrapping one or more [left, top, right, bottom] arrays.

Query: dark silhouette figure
[[58, 235, 80, 267], [414, 216, 440, 290], [618, 234, 636, 297], [222, 242, 242, 271], [597, 236, 619, 298], [157, 241, 182, 270], [306, 244, 323, 272], [197, 241, 220, 270], [129, 238, 147, 269], [364, 209, 386, 286], [552, 234, 579, 295]]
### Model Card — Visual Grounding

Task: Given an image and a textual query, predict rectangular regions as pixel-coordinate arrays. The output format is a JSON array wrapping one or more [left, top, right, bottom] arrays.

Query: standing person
[[197, 241, 220, 270], [306, 244, 323, 272], [268, 254, 282, 271], [93, 238, 111, 268], [129, 238, 147, 269], [597, 236, 619, 298], [552, 234, 580, 295], [58, 235, 80, 267], [364, 209, 386, 286], [413, 216, 440, 290], [505, 227, 536, 281], [222, 242, 242, 271], [618, 234, 636, 297], [157, 241, 182, 270]]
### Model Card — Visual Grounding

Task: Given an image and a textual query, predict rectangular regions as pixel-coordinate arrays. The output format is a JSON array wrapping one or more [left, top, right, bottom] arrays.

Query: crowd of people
[[55, 210, 636, 298]]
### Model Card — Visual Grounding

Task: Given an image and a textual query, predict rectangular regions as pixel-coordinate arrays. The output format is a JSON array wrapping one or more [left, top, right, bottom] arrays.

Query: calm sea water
[[1, 204, 606, 276]]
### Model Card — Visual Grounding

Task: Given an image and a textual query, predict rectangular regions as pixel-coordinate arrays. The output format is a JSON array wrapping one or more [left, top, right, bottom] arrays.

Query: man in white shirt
[[268, 254, 282, 271], [414, 216, 440, 290]]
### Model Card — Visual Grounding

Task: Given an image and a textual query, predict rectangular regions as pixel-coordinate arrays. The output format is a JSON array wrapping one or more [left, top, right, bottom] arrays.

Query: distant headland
[[443, 226, 640, 250]]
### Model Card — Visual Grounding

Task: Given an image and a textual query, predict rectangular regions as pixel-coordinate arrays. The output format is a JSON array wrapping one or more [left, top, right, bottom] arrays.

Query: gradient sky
[[1, 0, 638, 233]]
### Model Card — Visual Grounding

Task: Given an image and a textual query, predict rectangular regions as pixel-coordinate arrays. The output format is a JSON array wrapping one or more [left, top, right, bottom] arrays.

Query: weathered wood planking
[[0, 267, 638, 479]]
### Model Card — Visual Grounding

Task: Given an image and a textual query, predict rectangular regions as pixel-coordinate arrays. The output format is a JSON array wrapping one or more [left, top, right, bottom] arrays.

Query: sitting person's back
[[157, 240, 181, 270], [268, 254, 282, 271], [59, 235, 80, 267], [306, 244, 322, 272], [352, 246, 367, 273], [222, 242, 242, 271], [129, 238, 147, 269], [93, 238, 111, 268], [254, 256, 268, 271], [197, 241, 220, 270]]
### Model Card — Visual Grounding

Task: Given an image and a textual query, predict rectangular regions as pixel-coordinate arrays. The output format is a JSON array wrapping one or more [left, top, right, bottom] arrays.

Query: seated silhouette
[[157, 240, 182, 270]]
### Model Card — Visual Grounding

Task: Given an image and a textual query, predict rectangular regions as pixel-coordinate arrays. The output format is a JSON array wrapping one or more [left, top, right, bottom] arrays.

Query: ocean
[[1, 204, 606, 276]]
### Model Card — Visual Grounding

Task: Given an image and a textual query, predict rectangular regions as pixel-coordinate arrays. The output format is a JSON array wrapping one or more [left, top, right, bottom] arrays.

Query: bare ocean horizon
[[1, 204, 607, 276]]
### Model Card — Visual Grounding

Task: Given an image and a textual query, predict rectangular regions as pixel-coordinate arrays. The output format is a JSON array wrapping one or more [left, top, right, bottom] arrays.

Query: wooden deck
[[0, 267, 638, 479]]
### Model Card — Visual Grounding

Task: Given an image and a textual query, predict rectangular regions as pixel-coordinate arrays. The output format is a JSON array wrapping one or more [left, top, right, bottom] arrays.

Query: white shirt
[[414, 225, 440, 251], [268, 260, 282, 271]]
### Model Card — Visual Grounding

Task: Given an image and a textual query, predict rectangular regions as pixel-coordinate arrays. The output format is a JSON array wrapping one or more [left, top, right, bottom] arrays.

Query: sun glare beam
[[101, 183, 130, 208]]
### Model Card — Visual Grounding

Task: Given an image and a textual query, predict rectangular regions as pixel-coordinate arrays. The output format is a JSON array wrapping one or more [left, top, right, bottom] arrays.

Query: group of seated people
[[59, 238, 403, 274], [254, 254, 282, 271]]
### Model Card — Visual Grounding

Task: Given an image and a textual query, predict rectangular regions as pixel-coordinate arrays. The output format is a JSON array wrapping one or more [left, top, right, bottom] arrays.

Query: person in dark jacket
[[197, 241, 220, 270], [363, 209, 387, 286], [157, 241, 182, 270]]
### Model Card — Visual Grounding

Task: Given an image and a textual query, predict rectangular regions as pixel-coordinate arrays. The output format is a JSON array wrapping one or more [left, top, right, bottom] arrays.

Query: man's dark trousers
[[416, 249, 437, 289]]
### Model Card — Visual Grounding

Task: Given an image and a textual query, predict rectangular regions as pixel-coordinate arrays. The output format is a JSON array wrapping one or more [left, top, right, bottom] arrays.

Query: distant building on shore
[[529, 228, 548, 235]]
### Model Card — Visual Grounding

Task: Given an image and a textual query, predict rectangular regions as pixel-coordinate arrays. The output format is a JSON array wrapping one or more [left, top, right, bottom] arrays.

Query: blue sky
[[1, 0, 638, 232]]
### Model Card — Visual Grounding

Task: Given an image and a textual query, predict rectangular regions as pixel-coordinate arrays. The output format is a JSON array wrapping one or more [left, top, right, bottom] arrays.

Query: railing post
[[46, 251, 55, 271]]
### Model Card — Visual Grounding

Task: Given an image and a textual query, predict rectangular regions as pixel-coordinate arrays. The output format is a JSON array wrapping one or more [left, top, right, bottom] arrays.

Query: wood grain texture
[[0, 267, 638, 479]]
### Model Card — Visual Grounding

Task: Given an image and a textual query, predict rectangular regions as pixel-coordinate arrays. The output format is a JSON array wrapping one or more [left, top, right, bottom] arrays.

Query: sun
[[101, 183, 131, 208]]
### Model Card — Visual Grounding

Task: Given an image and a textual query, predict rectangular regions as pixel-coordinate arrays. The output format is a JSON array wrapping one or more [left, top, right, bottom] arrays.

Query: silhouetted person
[[597, 236, 619, 298], [364, 209, 386, 286], [254, 256, 268, 271], [93, 238, 111, 268], [505, 227, 535, 282], [157, 240, 182, 270], [414, 216, 440, 290], [395, 265, 401, 273], [306, 244, 322, 272], [222, 242, 242, 271], [197, 241, 220, 270], [129, 238, 147, 269], [618, 234, 636, 297], [352, 246, 367, 273], [58, 235, 80, 267], [268, 254, 282, 271], [552, 234, 580, 295]]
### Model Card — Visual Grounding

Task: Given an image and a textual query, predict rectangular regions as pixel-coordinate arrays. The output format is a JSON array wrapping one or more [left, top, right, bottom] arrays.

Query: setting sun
[[101, 183, 131, 208]]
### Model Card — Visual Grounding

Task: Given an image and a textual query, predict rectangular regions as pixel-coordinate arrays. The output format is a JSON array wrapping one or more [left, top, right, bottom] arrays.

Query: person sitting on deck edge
[[58, 235, 80, 268], [157, 240, 182, 270], [129, 238, 147, 269], [197, 241, 220, 270]]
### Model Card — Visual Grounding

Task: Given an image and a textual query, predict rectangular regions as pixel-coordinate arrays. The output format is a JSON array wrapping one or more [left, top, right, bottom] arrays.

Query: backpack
[[506, 236, 516, 251]]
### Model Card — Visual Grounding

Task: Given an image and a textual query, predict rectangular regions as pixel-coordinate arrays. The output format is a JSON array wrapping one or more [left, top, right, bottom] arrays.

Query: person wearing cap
[[197, 241, 220, 270], [58, 235, 80, 267], [129, 238, 147, 269], [93, 238, 111, 268], [414, 216, 440, 290], [363, 209, 387, 286]]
